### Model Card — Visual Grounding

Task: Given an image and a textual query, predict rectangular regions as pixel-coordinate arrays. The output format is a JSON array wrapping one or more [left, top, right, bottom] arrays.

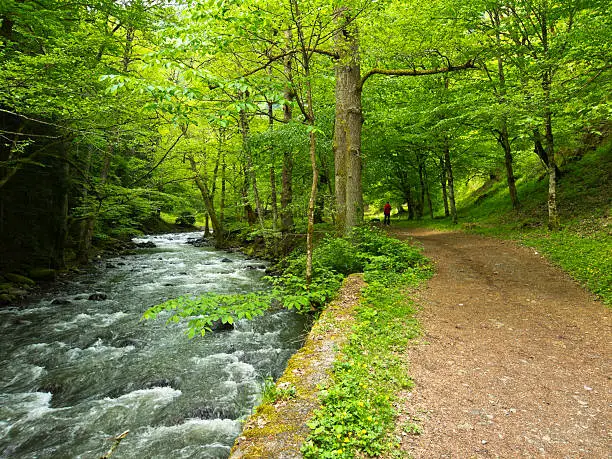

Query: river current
[[0, 232, 308, 458]]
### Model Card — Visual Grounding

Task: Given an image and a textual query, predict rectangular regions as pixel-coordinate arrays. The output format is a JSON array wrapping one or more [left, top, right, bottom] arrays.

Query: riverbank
[[230, 274, 366, 457]]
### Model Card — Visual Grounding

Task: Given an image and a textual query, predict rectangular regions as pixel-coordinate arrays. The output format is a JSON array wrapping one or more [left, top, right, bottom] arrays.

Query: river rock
[[220, 258, 233, 263], [88, 292, 108, 301], [211, 319, 234, 332], [186, 237, 210, 247], [136, 241, 157, 248], [51, 298, 71, 305], [144, 378, 173, 389]]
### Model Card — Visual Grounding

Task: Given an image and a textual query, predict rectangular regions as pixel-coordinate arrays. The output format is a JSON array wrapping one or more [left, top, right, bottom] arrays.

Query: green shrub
[[175, 211, 196, 226]]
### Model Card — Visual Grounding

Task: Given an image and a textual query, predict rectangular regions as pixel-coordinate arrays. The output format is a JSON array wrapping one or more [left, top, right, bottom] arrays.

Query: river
[[0, 232, 309, 458]]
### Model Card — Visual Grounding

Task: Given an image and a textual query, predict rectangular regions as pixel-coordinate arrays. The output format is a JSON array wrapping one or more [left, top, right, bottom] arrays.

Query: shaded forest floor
[[390, 227, 610, 458]]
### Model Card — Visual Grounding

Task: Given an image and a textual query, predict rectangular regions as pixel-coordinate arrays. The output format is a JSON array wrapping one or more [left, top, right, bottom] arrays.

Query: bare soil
[[392, 228, 611, 459]]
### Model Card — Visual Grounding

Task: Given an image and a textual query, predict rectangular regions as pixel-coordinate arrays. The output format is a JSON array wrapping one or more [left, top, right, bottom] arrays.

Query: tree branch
[[360, 59, 477, 90]]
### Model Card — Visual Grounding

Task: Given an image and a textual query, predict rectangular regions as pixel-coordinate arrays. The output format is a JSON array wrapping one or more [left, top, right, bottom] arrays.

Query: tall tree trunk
[[290, 0, 318, 284], [543, 101, 559, 230], [187, 156, 224, 246], [417, 153, 425, 219], [405, 185, 415, 220], [268, 99, 278, 232], [204, 215, 210, 236], [280, 29, 295, 233], [492, 9, 519, 210], [242, 163, 256, 225], [333, 9, 363, 235], [423, 159, 434, 219], [439, 156, 449, 217], [220, 152, 226, 229], [444, 139, 458, 224], [540, 6, 560, 230], [78, 143, 112, 263], [498, 120, 519, 209], [240, 106, 266, 236]]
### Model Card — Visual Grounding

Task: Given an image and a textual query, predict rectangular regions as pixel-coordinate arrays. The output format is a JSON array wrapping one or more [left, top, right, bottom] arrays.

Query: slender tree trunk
[[543, 101, 559, 230], [444, 139, 458, 224], [333, 9, 363, 235], [540, 7, 559, 230], [77, 145, 94, 264], [492, 9, 519, 210], [240, 106, 266, 236], [423, 160, 434, 219], [439, 156, 449, 217], [405, 185, 415, 220], [242, 163, 256, 225], [267, 99, 278, 232], [417, 153, 425, 219], [187, 156, 224, 246], [78, 142, 112, 263], [220, 152, 226, 229], [280, 29, 294, 233], [291, 0, 318, 284], [499, 120, 519, 209]]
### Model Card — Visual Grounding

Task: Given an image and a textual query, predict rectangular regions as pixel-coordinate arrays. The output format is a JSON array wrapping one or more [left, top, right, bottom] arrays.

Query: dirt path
[[392, 228, 610, 458]]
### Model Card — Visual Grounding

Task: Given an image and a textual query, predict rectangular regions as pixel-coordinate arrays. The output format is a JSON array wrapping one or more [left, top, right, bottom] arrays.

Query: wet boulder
[[210, 319, 234, 332], [135, 241, 157, 248], [88, 292, 108, 301], [51, 298, 71, 305]]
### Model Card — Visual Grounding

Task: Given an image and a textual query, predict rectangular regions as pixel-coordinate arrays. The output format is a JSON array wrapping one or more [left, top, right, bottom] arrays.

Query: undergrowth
[[301, 230, 432, 458]]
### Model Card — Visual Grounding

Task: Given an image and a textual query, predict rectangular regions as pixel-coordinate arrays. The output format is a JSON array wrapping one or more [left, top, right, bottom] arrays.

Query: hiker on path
[[383, 201, 392, 225]]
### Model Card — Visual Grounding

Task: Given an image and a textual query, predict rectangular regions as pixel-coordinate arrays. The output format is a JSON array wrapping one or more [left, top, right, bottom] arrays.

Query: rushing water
[[0, 232, 309, 458]]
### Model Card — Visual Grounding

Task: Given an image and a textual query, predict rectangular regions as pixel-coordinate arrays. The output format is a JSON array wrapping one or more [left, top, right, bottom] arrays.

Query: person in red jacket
[[383, 201, 392, 225]]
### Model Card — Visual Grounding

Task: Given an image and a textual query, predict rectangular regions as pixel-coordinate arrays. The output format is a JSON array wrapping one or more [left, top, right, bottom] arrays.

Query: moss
[[230, 275, 365, 458]]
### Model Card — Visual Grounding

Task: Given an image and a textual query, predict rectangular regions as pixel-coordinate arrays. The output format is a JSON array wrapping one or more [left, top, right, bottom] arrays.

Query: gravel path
[[392, 228, 610, 458]]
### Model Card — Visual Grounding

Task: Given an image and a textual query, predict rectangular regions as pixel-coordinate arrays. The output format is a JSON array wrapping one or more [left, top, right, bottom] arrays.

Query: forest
[[1, 0, 609, 278], [1, 1, 610, 457]]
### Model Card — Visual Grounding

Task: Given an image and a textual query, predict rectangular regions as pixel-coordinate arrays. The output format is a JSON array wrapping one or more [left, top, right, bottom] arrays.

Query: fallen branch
[[99, 430, 129, 459]]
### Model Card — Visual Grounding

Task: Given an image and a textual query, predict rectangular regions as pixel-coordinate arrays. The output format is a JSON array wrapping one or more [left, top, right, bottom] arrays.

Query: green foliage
[[142, 292, 272, 338], [175, 211, 196, 227], [261, 377, 297, 404]]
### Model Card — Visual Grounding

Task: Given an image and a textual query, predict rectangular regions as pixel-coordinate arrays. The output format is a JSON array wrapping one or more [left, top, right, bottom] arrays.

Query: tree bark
[[540, 7, 559, 230], [417, 153, 426, 219], [423, 158, 434, 219], [290, 0, 318, 284], [240, 105, 266, 236], [268, 100, 279, 232], [187, 155, 224, 246], [280, 29, 295, 233], [444, 139, 458, 224], [440, 156, 449, 217], [491, 8, 520, 210], [333, 9, 363, 236]]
